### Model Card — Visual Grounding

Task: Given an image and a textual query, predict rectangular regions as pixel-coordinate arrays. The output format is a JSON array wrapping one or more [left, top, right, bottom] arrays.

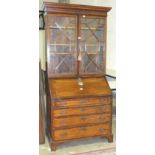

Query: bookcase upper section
[[44, 2, 111, 78]]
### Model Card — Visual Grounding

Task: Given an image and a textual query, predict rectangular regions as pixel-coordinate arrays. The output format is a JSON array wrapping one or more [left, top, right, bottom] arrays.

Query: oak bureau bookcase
[[44, 2, 112, 151]]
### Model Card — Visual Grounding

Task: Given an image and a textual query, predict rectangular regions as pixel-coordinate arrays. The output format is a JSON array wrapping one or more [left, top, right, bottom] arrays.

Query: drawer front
[[53, 123, 111, 141], [53, 105, 111, 117], [53, 97, 111, 107], [53, 113, 111, 128]]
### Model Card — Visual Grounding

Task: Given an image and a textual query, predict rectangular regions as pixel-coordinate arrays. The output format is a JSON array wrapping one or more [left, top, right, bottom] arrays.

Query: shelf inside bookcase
[[49, 44, 103, 46], [46, 14, 106, 77], [49, 52, 101, 55], [49, 26, 103, 31]]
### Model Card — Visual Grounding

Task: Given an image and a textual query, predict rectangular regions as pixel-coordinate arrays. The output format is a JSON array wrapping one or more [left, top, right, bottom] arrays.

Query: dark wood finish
[[107, 134, 113, 142], [44, 2, 111, 12], [44, 2, 112, 151], [39, 62, 45, 144], [39, 103, 45, 144]]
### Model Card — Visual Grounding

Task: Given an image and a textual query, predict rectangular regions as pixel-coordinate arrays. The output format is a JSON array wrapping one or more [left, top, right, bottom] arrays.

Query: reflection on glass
[[79, 16, 105, 75], [48, 16, 77, 75]]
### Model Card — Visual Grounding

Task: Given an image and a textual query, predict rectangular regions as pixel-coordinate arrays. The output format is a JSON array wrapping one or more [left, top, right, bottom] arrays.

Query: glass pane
[[79, 16, 105, 75], [47, 15, 77, 77]]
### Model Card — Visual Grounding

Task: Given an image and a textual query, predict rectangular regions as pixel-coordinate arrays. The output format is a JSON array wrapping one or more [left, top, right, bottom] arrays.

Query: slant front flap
[[49, 77, 112, 98]]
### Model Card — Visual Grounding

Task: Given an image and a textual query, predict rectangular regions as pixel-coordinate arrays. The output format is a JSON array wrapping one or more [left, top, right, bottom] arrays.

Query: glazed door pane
[[47, 15, 77, 77], [79, 16, 105, 75]]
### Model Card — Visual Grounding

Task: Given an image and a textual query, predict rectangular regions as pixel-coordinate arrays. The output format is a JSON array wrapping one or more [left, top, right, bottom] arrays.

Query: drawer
[[53, 113, 111, 128], [53, 97, 111, 108], [52, 123, 111, 141], [53, 105, 111, 117]]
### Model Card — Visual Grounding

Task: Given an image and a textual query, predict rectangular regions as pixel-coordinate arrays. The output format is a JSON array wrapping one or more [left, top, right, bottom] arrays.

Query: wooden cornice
[[44, 2, 111, 13]]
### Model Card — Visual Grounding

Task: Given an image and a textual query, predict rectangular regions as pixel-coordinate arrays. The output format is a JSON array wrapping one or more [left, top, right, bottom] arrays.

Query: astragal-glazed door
[[46, 14, 106, 78], [78, 15, 105, 76], [47, 15, 77, 77]]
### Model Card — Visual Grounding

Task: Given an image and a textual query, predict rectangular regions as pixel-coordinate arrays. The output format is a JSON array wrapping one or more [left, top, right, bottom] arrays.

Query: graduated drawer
[[53, 97, 111, 108], [53, 113, 111, 128], [52, 123, 111, 141], [53, 105, 111, 117]]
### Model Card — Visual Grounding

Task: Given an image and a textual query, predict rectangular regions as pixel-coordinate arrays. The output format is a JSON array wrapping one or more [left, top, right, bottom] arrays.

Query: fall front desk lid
[[49, 77, 112, 99]]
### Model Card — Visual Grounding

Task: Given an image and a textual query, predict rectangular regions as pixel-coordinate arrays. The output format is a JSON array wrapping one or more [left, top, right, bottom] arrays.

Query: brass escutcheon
[[80, 107, 85, 112], [60, 120, 65, 125], [100, 106, 104, 112], [80, 127, 87, 131], [80, 99, 85, 105], [99, 128, 104, 132], [60, 110, 65, 115], [60, 132, 67, 137], [80, 116, 87, 121], [99, 98, 104, 105], [98, 116, 102, 120]]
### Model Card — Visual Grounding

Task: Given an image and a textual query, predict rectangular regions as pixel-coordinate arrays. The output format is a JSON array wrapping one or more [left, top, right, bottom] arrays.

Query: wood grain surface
[[53, 113, 111, 128], [53, 123, 111, 141], [53, 96, 111, 107], [49, 77, 112, 98]]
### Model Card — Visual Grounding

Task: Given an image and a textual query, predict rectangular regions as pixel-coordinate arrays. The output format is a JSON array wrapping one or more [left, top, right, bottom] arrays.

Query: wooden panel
[[53, 123, 111, 141], [44, 8, 108, 17], [53, 113, 111, 128], [49, 77, 112, 98], [44, 2, 111, 13], [53, 96, 111, 107], [53, 105, 111, 117]]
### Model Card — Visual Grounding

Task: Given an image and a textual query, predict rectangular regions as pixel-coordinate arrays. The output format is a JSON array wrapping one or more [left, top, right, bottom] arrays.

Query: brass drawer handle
[[99, 98, 111, 104], [98, 116, 102, 120], [80, 99, 85, 105], [80, 107, 85, 112], [99, 98, 104, 104], [80, 127, 87, 131], [99, 128, 104, 132], [100, 107, 104, 112], [80, 116, 87, 121], [60, 101, 65, 106], [60, 110, 66, 115], [60, 132, 68, 137], [60, 120, 65, 125]]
